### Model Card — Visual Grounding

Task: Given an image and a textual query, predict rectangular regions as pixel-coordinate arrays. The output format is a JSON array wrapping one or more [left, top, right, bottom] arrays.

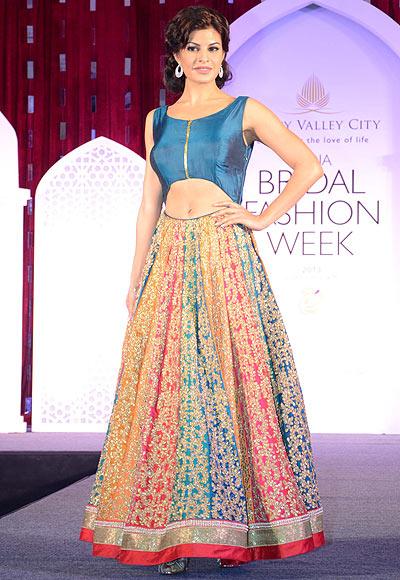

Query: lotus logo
[[296, 73, 329, 112]]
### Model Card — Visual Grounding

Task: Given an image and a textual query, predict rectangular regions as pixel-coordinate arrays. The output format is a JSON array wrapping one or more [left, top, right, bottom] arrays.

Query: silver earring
[[175, 63, 183, 78], [218, 65, 224, 78]]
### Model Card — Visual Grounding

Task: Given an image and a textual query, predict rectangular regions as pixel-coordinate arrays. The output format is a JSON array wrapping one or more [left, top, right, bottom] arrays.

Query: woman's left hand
[[211, 201, 265, 231]]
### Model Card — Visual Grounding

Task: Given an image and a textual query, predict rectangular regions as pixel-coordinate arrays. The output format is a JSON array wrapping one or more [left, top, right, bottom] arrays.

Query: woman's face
[[174, 27, 225, 84]]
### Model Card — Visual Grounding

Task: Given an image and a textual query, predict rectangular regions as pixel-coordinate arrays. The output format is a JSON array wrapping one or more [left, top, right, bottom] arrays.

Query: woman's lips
[[194, 67, 212, 73]]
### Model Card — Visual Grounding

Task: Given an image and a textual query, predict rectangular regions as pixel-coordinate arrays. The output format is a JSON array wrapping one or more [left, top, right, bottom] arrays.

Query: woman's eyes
[[186, 46, 219, 51]]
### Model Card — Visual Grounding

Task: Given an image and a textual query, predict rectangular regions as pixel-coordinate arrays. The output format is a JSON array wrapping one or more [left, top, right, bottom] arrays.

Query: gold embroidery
[[184, 120, 192, 178], [82, 503, 323, 552]]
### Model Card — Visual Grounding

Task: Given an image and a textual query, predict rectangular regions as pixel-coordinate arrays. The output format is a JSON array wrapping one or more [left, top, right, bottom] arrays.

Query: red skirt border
[[80, 526, 325, 566]]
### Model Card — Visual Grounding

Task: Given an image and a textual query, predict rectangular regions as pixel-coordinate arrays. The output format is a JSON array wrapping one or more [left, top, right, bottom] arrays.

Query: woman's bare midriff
[[165, 178, 235, 219]]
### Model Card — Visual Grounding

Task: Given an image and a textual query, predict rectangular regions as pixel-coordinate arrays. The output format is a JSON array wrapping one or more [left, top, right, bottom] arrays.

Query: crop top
[[150, 95, 255, 206]]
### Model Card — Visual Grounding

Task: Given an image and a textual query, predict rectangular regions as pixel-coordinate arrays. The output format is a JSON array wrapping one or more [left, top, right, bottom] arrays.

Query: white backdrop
[[32, 137, 144, 431], [0, 112, 30, 432], [229, 0, 400, 433]]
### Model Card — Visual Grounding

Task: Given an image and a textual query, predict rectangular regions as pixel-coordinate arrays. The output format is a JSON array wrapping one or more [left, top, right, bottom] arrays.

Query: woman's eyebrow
[[187, 41, 221, 46]]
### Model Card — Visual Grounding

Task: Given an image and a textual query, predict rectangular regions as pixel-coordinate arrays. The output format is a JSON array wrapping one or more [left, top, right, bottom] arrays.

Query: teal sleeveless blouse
[[150, 96, 254, 206]]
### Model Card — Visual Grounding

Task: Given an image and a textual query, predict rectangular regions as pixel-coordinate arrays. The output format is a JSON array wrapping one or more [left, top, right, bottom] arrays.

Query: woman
[[79, 5, 326, 575]]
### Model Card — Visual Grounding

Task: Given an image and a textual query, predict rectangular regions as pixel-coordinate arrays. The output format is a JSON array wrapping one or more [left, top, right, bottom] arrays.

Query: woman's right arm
[[126, 108, 163, 315]]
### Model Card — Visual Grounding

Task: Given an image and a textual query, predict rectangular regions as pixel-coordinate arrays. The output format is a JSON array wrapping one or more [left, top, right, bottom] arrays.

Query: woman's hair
[[163, 5, 233, 94]]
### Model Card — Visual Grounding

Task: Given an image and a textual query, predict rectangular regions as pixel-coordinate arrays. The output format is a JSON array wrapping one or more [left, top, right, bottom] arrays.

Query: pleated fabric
[[79, 209, 325, 566]]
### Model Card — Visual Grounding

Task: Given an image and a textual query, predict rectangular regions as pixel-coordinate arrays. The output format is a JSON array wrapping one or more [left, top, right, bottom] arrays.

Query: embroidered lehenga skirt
[[79, 209, 325, 566]]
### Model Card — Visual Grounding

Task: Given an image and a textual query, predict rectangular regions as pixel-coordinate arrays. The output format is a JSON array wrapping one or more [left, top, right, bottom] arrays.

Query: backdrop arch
[[32, 136, 145, 431]]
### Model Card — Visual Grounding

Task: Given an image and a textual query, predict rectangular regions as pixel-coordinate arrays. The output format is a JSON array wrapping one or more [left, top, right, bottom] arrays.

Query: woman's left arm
[[246, 97, 324, 230]]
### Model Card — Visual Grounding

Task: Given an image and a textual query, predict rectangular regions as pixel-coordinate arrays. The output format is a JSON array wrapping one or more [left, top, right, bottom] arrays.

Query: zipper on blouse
[[184, 119, 192, 178]]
